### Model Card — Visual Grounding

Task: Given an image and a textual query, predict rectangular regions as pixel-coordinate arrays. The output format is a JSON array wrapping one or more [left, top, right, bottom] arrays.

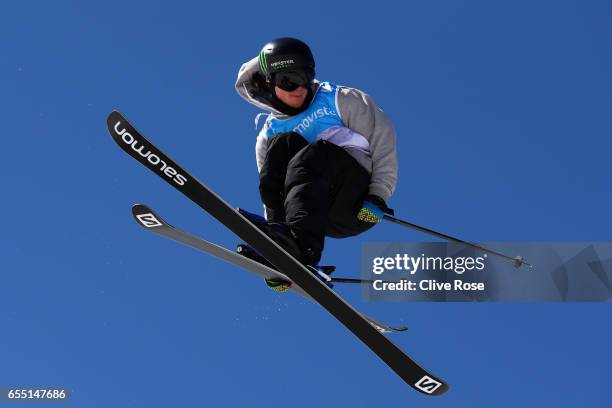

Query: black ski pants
[[258, 132, 374, 263]]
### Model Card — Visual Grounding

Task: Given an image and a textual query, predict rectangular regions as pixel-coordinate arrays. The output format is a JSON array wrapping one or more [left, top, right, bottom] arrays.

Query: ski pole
[[330, 277, 397, 285], [382, 215, 530, 268]]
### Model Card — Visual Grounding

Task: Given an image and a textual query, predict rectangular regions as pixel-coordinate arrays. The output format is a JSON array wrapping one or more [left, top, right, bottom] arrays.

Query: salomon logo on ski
[[136, 213, 163, 228], [414, 375, 443, 394], [113, 121, 188, 186]]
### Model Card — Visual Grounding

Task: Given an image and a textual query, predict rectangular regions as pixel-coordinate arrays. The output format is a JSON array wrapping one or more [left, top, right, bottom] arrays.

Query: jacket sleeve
[[235, 57, 260, 101], [255, 124, 269, 173], [337, 87, 398, 203]]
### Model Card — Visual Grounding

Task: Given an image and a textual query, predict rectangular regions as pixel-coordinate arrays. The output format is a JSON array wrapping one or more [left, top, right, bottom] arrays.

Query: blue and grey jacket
[[235, 56, 397, 203]]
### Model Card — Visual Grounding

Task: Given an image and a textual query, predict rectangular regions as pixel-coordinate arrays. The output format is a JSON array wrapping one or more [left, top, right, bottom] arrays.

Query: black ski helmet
[[258, 37, 315, 80]]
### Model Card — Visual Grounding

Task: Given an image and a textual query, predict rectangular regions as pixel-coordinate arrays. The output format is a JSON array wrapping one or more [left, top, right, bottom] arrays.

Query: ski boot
[[237, 208, 313, 265], [237, 241, 335, 292], [236, 242, 293, 293]]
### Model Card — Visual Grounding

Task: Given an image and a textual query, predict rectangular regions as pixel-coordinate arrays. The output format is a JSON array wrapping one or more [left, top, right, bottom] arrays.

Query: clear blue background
[[1, 1, 610, 406]]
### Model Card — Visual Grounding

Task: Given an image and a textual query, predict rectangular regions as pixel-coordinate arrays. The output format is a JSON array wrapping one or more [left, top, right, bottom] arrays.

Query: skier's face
[[274, 85, 308, 109]]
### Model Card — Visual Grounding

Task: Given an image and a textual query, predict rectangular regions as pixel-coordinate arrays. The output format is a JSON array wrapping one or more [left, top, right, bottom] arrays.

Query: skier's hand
[[250, 72, 271, 98], [357, 195, 394, 224]]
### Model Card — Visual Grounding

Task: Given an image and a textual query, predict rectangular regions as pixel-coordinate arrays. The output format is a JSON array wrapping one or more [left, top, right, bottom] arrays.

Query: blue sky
[[1, 0, 610, 406]]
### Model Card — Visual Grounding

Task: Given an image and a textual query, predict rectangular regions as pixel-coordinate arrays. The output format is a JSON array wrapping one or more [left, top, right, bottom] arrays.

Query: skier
[[235, 37, 398, 274]]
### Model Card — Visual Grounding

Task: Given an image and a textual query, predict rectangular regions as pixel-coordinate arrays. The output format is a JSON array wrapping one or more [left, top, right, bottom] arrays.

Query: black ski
[[106, 111, 449, 396], [131, 203, 406, 334]]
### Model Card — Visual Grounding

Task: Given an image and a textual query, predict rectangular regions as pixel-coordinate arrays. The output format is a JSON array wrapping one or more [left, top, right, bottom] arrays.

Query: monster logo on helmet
[[258, 37, 316, 87]]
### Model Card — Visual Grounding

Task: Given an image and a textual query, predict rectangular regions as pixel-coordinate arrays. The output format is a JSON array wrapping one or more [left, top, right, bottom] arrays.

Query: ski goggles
[[273, 69, 314, 92]]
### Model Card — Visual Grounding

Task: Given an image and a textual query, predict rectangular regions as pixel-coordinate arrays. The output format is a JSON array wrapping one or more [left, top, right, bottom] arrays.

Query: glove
[[357, 195, 394, 224]]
